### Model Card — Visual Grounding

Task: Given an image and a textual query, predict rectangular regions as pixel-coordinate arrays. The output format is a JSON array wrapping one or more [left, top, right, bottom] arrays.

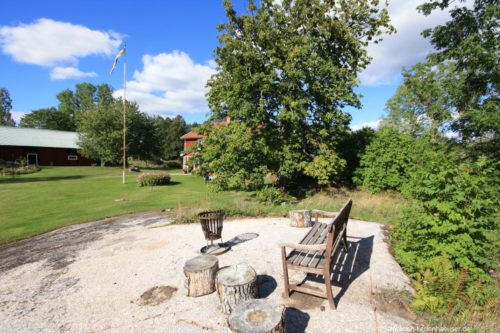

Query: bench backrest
[[325, 199, 352, 255], [299, 199, 352, 248]]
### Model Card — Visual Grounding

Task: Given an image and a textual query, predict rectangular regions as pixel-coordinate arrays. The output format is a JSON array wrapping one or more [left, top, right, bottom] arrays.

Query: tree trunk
[[183, 255, 219, 297], [228, 299, 285, 333], [216, 264, 258, 314]]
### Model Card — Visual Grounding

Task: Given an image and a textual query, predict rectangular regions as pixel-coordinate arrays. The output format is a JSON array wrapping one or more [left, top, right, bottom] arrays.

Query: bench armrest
[[279, 242, 327, 252], [311, 209, 339, 218]]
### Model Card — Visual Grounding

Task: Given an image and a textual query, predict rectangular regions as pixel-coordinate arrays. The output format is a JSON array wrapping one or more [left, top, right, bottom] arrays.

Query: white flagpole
[[122, 47, 127, 185]]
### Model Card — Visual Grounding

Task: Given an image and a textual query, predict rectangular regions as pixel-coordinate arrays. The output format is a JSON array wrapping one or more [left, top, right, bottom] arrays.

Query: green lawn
[[0, 166, 405, 244]]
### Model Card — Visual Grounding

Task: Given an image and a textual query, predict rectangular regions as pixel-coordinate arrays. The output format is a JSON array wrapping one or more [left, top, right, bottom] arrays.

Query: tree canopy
[[20, 83, 110, 132], [77, 86, 160, 166], [153, 115, 189, 161], [0, 88, 15, 126], [205, 0, 393, 188], [20, 107, 73, 130], [384, 62, 454, 140], [419, 0, 499, 154]]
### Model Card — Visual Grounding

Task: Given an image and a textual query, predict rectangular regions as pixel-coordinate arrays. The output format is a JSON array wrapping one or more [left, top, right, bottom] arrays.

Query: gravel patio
[[0, 213, 415, 333]]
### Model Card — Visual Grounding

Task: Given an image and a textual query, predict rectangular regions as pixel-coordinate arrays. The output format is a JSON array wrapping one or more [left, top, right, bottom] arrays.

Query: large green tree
[[419, 0, 499, 154], [0, 88, 15, 126], [154, 115, 189, 161], [384, 62, 454, 140], [78, 92, 158, 166], [20, 107, 73, 130], [206, 0, 393, 188], [20, 83, 111, 131], [57, 83, 99, 130]]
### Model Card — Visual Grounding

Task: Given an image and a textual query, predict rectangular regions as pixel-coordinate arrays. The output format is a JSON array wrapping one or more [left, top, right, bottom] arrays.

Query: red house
[[179, 130, 204, 172], [180, 117, 230, 172]]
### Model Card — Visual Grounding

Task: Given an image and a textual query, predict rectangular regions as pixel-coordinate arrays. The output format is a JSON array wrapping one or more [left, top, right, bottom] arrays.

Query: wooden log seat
[[228, 299, 285, 333], [183, 254, 219, 297], [216, 263, 259, 315]]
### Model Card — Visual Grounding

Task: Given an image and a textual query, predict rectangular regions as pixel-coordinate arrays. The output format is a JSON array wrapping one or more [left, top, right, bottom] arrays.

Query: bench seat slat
[[295, 225, 329, 267], [299, 221, 322, 244], [289, 223, 328, 266], [287, 222, 326, 263], [286, 214, 347, 269]]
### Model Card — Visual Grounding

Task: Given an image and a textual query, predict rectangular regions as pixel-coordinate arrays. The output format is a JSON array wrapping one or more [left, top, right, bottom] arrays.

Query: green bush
[[355, 127, 417, 192], [256, 186, 295, 205], [394, 154, 497, 277], [411, 257, 466, 316], [337, 127, 376, 185], [136, 172, 171, 187], [194, 122, 269, 191], [391, 147, 499, 326]]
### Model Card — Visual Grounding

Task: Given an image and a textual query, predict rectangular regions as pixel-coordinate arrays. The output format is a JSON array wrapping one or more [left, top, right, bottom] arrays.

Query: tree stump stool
[[228, 299, 285, 333], [183, 254, 219, 297], [289, 210, 312, 228], [216, 264, 258, 314]]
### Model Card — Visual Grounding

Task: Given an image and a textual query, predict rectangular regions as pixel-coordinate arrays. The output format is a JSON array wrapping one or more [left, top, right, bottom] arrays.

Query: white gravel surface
[[0, 216, 415, 333]]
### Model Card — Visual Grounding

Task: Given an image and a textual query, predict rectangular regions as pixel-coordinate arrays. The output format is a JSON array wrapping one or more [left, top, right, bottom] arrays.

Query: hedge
[[137, 172, 171, 187]]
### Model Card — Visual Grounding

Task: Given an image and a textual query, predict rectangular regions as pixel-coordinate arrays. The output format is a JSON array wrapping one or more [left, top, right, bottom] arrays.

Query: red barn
[[0, 126, 92, 166]]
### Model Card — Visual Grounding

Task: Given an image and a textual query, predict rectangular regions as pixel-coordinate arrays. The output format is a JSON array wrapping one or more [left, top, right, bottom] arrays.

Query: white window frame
[[68, 155, 78, 161]]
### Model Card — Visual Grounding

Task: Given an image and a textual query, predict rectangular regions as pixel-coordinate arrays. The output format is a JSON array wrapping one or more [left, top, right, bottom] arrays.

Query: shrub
[[194, 122, 269, 191], [337, 127, 376, 185], [256, 186, 295, 205], [391, 149, 499, 326], [411, 256, 466, 316], [355, 127, 417, 192], [137, 172, 171, 187], [303, 146, 346, 185], [394, 154, 497, 277], [1, 165, 41, 176]]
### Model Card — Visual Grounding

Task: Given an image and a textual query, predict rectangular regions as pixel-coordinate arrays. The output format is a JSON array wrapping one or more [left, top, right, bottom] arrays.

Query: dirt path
[[0, 215, 415, 333]]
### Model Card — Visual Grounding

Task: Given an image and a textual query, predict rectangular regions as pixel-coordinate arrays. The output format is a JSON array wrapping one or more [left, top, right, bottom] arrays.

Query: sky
[[0, 0, 458, 129]]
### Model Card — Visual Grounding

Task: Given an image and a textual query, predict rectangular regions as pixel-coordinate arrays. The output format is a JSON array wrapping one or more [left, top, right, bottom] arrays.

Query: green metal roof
[[0, 126, 79, 149]]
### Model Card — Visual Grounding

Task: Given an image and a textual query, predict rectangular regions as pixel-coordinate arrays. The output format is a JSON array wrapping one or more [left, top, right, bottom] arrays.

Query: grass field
[[0, 166, 406, 244]]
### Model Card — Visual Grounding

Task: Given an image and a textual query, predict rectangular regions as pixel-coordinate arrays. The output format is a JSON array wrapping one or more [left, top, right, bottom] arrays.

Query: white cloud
[[360, 0, 472, 86], [10, 111, 26, 125], [351, 120, 381, 131], [0, 18, 122, 79], [50, 66, 97, 80], [114, 51, 215, 117]]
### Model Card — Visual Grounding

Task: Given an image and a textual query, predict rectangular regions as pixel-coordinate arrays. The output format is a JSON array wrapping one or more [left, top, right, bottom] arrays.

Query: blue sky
[[0, 0, 456, 128]]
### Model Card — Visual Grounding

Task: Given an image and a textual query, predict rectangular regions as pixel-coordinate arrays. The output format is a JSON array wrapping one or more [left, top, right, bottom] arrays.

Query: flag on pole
[[109, 46, 126, 75]]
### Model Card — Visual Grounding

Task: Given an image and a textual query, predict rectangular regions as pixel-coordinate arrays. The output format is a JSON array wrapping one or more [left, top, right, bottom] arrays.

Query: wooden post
[[183, 255, 219, 297], [289, 210, 312, 228], [228, 299, 285, 333], [216, 264, 258, 314], [281, 246, 290, 298]]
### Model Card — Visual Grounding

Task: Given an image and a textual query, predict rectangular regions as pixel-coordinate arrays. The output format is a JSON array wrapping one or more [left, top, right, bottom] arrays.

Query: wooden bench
[[279, 199, 352, 309]]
